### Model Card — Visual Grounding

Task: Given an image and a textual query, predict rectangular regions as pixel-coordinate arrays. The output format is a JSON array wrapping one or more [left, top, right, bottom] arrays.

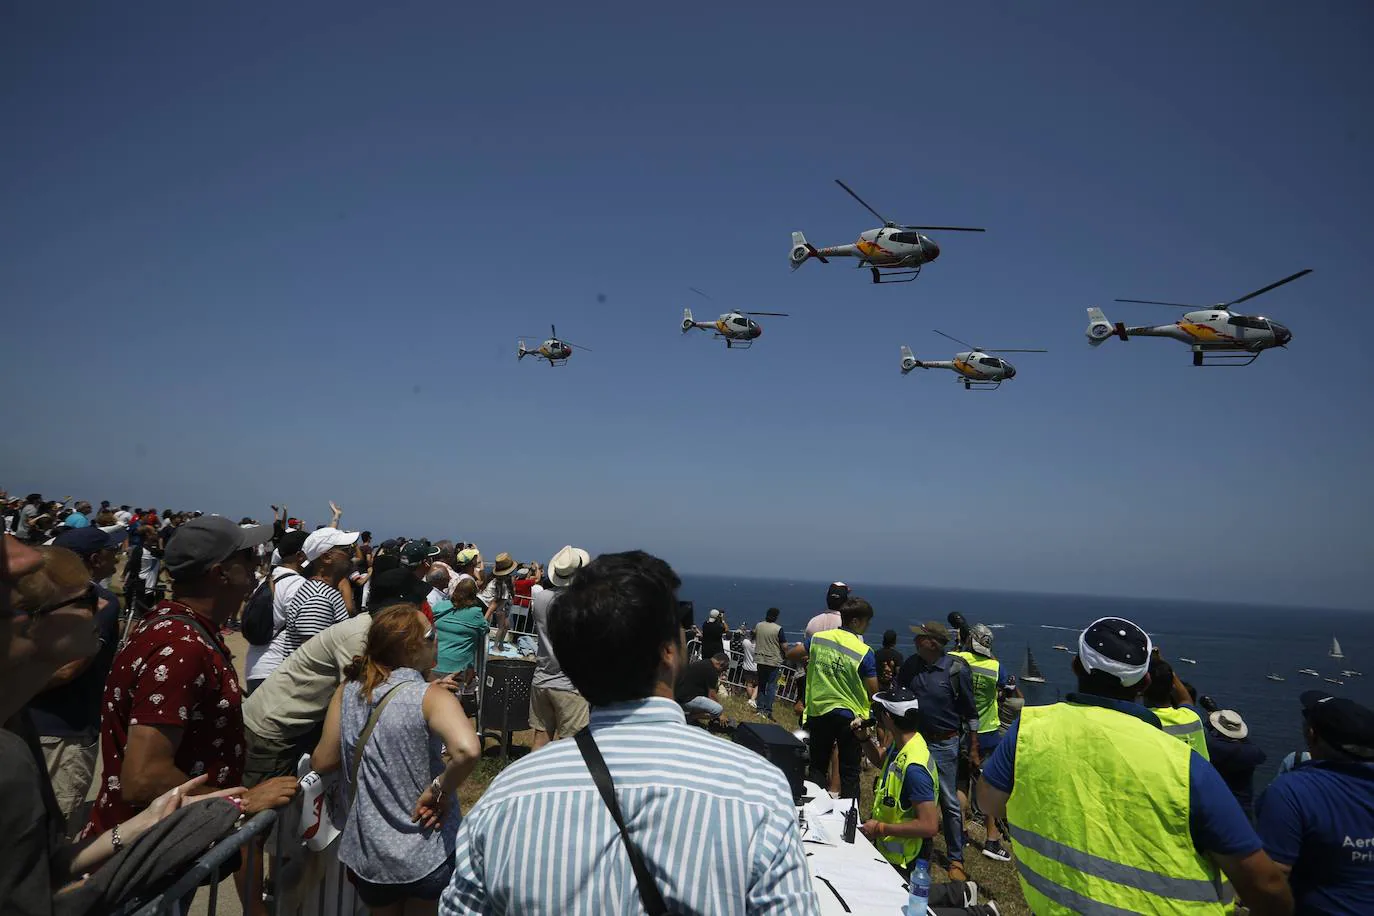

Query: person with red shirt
[[84, 516, 297, 912]]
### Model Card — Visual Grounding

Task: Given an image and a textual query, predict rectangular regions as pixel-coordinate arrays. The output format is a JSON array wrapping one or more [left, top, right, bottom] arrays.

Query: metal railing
[[687, 637, 802, 704]]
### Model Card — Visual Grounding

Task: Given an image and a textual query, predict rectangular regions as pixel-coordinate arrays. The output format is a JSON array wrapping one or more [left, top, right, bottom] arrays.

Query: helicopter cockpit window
[[979, 357, 1003, 368], [732, 316, 749, 327], [1227, 315, 1269, 330], [890, 231, 920, 245]]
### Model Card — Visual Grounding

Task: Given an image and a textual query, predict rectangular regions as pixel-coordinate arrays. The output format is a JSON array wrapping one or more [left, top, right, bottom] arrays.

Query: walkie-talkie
[[842, 798, 858, 844]]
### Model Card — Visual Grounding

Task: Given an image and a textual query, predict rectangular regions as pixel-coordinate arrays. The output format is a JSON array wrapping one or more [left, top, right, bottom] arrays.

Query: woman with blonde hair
[[313, 604, 481, 915]]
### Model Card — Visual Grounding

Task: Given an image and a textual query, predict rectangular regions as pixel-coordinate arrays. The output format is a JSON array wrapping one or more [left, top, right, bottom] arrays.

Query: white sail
[[1331, 637, 1345, 659]]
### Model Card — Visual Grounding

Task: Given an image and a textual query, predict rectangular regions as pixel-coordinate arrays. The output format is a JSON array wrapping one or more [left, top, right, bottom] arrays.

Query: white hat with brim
[[1209, 709, 1249, 740], [302, 527, 360, 562], [548, 545, 590, 588]]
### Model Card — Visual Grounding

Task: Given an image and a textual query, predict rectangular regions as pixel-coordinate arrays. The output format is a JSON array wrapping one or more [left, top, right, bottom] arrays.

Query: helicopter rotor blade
[[1226, 268, 1312, 307], [688, 287, 713, 301], [744, 311, 790, 317], [1114, 298, 1198, 308], [562, 341, 592, 351], [986, 348, 1048, 353], [834, 179, 893, 227], [902, 225, 987, 233], [933, 329, 977, 350]]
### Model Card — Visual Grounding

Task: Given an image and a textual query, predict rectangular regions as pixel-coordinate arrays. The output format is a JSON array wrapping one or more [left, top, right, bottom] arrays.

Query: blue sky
[[3, 3, 1371, 609]]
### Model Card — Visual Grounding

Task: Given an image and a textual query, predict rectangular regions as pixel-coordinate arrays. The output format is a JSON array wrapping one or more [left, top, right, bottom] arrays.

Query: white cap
[[302, 527, 360, 562], [709, 608, 722, 620]]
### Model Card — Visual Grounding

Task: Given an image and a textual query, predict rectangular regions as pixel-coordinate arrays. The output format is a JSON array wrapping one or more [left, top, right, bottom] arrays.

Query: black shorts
[[348, 860, 454, 906]]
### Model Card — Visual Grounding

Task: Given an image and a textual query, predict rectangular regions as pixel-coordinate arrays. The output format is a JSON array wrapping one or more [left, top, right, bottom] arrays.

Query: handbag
[[574, 729, 676, 916]]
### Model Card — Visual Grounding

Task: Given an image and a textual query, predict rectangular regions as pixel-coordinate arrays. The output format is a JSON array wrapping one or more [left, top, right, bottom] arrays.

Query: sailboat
[[1021, 648, 1047, 684], [1330, 637, 1345, 659], [1265, 673, 1285, 682]]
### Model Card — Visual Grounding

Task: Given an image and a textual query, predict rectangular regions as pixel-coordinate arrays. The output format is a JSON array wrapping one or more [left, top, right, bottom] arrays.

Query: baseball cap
[[873, 687, 922, 726], [164, 516, 273, 580], [455, 547, 479, 566], [970, 623, 995, 657], [1301, 691, 1374, 760], [826, 581, 850, 609], [401, 539, 441, 566], [276, 529, 310, 558], [1078, 617, 1152, 687], [53, 527, 120, 557], [909, 620, 950, 644], [302, 528, 361, 562], [366, 567, 432, 611]]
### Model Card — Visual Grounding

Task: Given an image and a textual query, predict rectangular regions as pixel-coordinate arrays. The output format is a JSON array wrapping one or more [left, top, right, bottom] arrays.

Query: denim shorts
[[348, 860, 454, 906]]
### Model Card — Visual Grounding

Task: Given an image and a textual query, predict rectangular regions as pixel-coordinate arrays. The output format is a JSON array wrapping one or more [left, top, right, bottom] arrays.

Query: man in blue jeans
[[752, 607, 788, 719], [897, 620, 979, 882]]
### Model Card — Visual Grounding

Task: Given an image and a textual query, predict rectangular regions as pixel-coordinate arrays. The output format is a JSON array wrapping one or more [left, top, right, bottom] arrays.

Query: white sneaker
[[747, 699, 757, 709]]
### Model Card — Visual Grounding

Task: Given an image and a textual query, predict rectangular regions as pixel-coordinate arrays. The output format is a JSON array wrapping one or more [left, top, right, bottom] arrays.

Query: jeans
[[756, 664, 779, 714], [807, 711, 862, 799], [928, 734, 964, 863], [682, 695, 723, 719]]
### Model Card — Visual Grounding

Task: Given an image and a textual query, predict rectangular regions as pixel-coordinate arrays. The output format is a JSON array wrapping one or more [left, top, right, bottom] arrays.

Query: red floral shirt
[[83, 601, 244, 837]]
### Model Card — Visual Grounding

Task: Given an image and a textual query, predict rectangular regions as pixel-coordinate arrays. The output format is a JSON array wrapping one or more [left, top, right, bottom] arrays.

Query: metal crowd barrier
[[129, 780, 366, 916], [687, 637, 801, 703]]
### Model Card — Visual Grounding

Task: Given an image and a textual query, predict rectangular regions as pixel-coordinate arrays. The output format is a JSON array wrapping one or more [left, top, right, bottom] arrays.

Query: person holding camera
[[787, 597, 880, 799]]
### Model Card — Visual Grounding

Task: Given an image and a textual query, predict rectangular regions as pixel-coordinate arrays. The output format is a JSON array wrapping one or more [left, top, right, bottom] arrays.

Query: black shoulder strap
[[574, 728, 671, 916]]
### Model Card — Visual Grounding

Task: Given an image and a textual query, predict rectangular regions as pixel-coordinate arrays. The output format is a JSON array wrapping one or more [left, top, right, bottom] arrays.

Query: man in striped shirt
[[441, 550, 819, 915]]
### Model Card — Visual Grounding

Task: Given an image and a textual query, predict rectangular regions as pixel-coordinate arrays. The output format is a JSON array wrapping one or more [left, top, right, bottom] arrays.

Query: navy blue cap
[[1301, 691, 1374, 760], [53, 527, 120, 556]]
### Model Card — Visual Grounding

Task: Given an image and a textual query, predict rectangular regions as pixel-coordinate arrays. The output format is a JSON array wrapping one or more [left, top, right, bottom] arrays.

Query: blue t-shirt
[[881, 743, 937, 808], [1255, 760, 1374, 915], [981, 693, 1260, 857], [802, 633, 877, 720]]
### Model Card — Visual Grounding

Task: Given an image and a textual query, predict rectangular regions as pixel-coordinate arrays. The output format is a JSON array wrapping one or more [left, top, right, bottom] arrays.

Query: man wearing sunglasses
[[27, 527, 124, 834]]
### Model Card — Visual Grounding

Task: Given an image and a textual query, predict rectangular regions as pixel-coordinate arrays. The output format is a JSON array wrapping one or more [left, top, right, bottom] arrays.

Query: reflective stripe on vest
[[871, 732, 938, 867], [1006, 702, 1226, 916], [805, 629, 871, 719], [951, 651, 1001, 733], [1151, 705, 1211, 761]]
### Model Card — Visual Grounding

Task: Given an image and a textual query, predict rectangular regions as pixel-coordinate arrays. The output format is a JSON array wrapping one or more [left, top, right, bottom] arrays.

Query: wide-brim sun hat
[[548, 545, 590, 587]]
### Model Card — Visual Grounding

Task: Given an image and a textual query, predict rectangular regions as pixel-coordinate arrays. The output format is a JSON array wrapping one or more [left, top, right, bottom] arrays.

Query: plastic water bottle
[[905, 859, 931, 915]]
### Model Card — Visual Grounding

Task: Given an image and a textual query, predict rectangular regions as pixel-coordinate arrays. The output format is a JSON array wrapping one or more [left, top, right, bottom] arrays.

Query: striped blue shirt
[[440, 696, 819, 915]]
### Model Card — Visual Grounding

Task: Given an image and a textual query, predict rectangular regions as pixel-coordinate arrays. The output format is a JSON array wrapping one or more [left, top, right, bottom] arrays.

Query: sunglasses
[[423, 628, 437, 642], [37, 586, 100, 616]]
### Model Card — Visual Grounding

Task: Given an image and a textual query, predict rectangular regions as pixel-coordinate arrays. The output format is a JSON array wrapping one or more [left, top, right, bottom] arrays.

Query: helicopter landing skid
[[1191, 347, 1261, 367], [866, 265, 923, 284], [719, 337, 753, 350], [962, 379, 1003, 391]]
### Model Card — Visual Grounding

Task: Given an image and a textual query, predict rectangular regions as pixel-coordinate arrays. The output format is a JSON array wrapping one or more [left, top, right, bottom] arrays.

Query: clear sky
[[3, 3, 1371, 609]]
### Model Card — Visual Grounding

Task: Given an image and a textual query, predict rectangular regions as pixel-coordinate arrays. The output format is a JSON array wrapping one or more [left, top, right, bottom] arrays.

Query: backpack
[[242, 569, 299, 646]]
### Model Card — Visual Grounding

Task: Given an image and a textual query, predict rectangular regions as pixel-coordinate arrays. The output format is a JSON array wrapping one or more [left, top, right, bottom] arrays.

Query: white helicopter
[[517, 325, 590, 367], [1086, 269, 1307, 367], [900, 330, 1046, 390], [681, 308, 789, 349], [790, 180, 986, 284]]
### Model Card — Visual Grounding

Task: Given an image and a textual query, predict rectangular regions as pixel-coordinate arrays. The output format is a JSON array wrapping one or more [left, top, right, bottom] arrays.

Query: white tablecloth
[[801, 781, 911, 915]]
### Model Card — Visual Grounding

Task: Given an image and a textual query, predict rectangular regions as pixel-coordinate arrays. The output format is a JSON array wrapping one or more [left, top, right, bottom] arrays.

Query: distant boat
[[1298, 668, 1320, 676], [1342, 669, 1363, 678], [1052, 644, 1071, 652], [1330, 637, 1345, 659], [1178, 657, 1197, 665], [1022, 648, 1047, 684], [1265, 674, 1285, 682], [1324, 677, 1345, 685]]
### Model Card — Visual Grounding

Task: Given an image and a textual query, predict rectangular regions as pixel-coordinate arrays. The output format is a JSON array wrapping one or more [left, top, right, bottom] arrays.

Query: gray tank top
[[338, 668, 458, 883]]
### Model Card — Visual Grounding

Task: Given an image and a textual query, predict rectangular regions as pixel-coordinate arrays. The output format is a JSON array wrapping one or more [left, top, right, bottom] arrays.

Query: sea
[[679, 573, 1374, 783]]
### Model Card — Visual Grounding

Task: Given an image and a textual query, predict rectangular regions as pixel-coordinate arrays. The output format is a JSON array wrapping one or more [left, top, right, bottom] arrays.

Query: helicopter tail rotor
[[517, 340, 528, 360], [900, 345, 923, 375], [789, 231, 827, 270], [1085, 308, 1119, 346], [681, 308, 696, 333]]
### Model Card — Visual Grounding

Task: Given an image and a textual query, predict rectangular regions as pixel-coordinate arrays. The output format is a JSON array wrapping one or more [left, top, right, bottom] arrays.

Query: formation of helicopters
[[515, 180, 1310, 390]]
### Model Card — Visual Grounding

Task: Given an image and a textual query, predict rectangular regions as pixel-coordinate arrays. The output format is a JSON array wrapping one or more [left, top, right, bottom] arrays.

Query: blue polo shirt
[[895, 652, 979, 734], [981, 693, 1260, 857], [802, 633, 876, 720], [1255, 759, 1374, 915]]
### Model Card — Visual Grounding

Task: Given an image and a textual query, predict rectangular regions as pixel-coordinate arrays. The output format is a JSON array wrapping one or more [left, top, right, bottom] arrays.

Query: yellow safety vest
[[1006, 702, 1229, 916], [1151, 705, 1212, 761], [871, 732, 938, 867], [805, 628, 871, 719], [952, 650, 1001, 734]]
